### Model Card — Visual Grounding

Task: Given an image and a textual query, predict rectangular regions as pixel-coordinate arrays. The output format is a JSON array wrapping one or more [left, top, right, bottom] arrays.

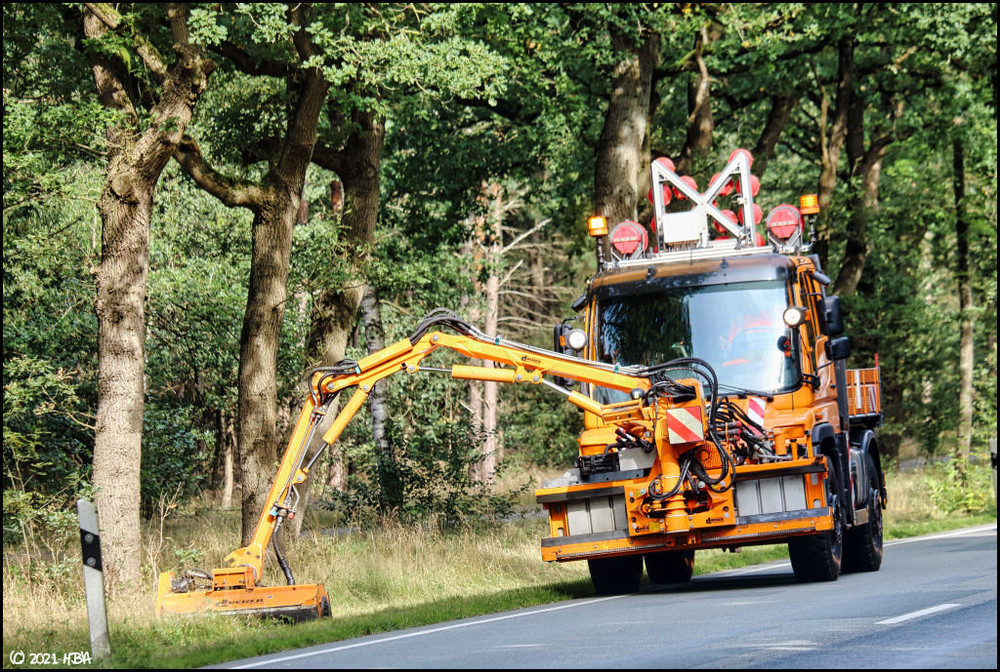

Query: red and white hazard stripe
[[747, 396, 765, 428], [667, 406, 704, 444]]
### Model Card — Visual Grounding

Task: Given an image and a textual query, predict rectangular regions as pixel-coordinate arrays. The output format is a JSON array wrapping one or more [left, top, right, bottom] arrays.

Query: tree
[[82, 2, 214, 586], [175, 3, 328, 543], [305, 3, 508, 492]]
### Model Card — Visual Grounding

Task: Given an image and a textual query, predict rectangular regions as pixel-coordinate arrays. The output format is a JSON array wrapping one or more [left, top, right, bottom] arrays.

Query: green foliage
[[140, 404, 213, 517], [923, 458, 995, 515], [322, 413, 521, 526], [2, 3, 996, 548], [501, 384, 582, 467]]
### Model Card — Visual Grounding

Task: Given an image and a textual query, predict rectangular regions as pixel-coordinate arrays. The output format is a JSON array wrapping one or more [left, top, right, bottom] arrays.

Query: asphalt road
[[222, 524, 997, 669]]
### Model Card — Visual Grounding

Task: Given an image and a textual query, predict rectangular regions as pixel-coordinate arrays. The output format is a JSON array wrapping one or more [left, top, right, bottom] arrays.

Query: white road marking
[[876, 603, 961, 625], [231, 524, 994, 668], [747, 640, 817, 651], [884, 522, 996, 547], [230, 594, 627, 668]]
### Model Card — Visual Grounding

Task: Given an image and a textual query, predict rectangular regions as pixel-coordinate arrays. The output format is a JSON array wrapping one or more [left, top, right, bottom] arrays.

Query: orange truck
[[539, 150, 884, 592], [156, 150, 884, 617]]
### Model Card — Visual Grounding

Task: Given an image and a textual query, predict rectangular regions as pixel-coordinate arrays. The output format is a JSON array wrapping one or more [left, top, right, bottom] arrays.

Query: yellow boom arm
[[156, 316, 657, 618]]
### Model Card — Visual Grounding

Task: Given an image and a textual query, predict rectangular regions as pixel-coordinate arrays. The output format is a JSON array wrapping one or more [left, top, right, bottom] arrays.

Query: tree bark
[[814, 36, 855, 269], [294, 108, 385, 524], [481, 192, 503, 484], [236, 199, 298, 541], [830, 149, 884, 296], [595, 31, 660, 227], [360, 283, 398, 507], [677, 24, 719, 175], [953, 136, 974, 460], [308, 108, 386, 366], [84, 3, 213, 587], [176, 6, 327, 543], [752, 92, 799, 179]]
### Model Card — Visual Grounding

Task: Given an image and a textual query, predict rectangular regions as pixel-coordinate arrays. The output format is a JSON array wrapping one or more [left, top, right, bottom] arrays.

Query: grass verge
[[3, 464, 995, 669]]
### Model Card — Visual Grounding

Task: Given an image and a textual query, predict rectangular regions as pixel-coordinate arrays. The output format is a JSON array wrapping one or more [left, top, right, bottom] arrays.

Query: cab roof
[[591, 254, 801, 301]]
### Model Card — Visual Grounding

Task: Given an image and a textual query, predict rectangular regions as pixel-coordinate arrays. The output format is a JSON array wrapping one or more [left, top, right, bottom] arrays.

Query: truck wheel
[[644, 549, 694, 584], [788, 465, 843, 582], [588, 554, 643, 595], [843, 455, 883, 573]]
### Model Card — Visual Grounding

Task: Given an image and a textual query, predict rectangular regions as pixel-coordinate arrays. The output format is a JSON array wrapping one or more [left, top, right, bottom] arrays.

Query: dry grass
[[2, 498, 587, 654], [3, 461, 994, 667]]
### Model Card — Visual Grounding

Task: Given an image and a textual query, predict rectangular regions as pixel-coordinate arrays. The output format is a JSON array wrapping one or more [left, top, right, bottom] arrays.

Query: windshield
[[595, 280, 798, 397]]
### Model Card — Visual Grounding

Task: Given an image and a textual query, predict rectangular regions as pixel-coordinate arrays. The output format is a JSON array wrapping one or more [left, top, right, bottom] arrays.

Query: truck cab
[[538, 151, 885, 593]]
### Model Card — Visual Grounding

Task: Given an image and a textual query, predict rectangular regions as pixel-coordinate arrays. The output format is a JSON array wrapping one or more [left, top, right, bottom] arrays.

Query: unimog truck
[[540, 150, 884, 593], [155, 150, 884, 617]]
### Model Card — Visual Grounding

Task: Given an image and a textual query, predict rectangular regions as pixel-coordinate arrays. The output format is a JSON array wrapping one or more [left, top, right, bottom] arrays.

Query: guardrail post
[[77, 499, 111, 659]]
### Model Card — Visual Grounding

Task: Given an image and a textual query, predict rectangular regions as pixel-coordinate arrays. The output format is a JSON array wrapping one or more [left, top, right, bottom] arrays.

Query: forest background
[[3, 2, 997, 596]]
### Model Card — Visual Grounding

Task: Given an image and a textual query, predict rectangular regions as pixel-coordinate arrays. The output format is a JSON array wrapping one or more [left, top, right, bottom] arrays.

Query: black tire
[[588, 554, 643, 595], [644, 549, 695, 584], [320, 595, 331, 618], [788, 462, 843, 582], [843, 454, 883, 573]]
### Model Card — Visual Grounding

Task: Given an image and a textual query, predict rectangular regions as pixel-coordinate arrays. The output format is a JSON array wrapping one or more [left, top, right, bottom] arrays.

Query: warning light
[[609, 220, 648, 258], [587, 215, 609, 237], [737, 203, 764, 226], [799, 194, 819, 215], [734, 174, 761, 197], [646, 184, 672, 206], [709, 173, 734, 197], [654, 156, 676, 172], [766, 204, 803, 240], [674, 175, 699, 200], [729, 148, 754, 168]]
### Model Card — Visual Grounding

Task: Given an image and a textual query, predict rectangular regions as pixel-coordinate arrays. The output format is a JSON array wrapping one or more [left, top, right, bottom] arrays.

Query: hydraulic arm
[[157, 309, 708, 618]]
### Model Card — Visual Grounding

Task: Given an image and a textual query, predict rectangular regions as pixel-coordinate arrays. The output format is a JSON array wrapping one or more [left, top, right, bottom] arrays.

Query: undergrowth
[[2, 461, 994, 668]]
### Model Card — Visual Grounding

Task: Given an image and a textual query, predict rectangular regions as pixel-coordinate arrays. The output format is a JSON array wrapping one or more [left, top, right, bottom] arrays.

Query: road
[[222, 524, 996, 669]]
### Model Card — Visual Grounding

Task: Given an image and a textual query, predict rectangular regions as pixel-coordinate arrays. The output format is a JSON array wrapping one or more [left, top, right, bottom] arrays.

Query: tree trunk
[[237, 199, 298, 542], [678, 25, 719, 175], [481, 201, 503, 484], [831, 154, 883, 296], [953, 137, 974, 460], [463, 235, 486, 482], [815, 36, 855, 269], [830, 100, 889, 298], [92, 175, 153, 589], [752, 93, 798, 179], [295, 109, 386, 527], [595, 31, 660, 227], [84, 4, 213, 587], [308, 109, 386, 366], [360, 283, 399, 507], [217, 409, 236, 508], [177, 44, 327, 543]]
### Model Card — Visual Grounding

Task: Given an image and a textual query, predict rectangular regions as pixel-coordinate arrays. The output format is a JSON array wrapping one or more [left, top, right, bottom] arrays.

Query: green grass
[[3, 463, 995, 669]]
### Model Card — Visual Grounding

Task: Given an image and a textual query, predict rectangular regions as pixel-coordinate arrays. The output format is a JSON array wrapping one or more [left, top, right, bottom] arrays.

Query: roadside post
[[990, 438, 996, 503], [77, 499, 111, 659]]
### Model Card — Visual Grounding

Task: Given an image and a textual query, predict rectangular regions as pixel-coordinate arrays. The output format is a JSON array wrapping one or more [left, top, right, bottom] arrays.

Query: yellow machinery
[[156, 311, 671, 617], [156, 149, 885, 616]]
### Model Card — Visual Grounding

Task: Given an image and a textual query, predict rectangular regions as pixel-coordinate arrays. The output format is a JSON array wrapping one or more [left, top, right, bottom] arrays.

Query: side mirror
[[552, 321, 585, 389], [822, 296, 845, 336], [825, 336, 851, 361], [553, 322, 570, 355]]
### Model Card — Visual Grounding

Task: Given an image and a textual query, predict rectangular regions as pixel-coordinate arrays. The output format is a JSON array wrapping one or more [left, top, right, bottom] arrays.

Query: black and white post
[[77, 499, 111, 659]]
